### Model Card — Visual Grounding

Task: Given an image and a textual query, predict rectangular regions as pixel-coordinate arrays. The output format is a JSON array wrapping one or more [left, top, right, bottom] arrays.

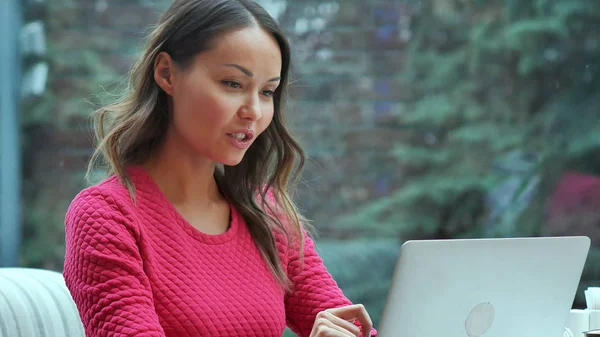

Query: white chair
[[0, 268, 84, 337]]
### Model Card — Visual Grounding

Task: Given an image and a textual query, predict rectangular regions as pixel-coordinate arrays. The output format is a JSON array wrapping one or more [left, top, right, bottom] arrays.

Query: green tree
[[337, 0, 600, 243]]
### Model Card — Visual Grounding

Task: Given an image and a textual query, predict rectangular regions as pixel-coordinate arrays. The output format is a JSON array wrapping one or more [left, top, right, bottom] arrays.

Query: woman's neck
[[142, 135, 224, 209]]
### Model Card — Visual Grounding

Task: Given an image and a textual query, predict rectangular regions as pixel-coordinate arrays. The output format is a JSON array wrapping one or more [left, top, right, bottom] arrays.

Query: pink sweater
[[63, 166, 376, 337]]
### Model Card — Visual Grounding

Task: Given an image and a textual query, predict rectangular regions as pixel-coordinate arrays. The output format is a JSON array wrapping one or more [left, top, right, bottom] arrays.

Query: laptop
[[377, 236, 591, 337]]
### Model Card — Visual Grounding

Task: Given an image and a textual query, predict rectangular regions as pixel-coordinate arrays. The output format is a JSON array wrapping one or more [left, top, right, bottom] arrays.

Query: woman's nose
[[238, 98, 262, 121]]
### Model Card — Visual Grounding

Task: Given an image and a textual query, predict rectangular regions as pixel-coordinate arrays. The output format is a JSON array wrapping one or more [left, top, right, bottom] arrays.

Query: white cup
[[589, 310, 600, 330], [569, 309, 590, 336]]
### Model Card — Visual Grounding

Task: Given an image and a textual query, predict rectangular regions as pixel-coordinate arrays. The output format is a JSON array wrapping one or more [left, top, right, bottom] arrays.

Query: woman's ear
[[154, 52, 175, 96]]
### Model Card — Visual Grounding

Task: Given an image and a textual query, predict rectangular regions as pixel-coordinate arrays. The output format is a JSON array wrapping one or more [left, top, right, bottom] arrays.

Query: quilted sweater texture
[[63, 166, 377, 337]]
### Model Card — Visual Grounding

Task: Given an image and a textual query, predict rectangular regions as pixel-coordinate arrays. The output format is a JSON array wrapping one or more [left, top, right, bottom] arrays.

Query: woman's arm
[[63, 187, 166, 337], [284, 232, 377, 337]]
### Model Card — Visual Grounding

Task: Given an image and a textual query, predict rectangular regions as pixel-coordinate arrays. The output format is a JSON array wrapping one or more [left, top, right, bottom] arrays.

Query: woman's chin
[[218, 155, 245, 167]]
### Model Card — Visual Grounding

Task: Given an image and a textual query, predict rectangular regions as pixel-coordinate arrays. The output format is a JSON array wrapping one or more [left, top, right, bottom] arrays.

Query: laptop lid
[[377, 236, 591, 337]]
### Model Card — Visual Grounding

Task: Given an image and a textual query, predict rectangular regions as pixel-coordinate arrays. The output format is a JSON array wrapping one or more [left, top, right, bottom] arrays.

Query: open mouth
[[227, 133, 249, 142]]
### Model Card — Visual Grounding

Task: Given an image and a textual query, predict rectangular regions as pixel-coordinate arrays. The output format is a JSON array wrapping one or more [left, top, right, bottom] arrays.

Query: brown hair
[[87, 0, 308, 291]]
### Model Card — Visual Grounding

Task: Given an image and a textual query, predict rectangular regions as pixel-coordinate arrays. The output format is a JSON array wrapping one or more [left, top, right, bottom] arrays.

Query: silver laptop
[[377, 236, 591, 337]]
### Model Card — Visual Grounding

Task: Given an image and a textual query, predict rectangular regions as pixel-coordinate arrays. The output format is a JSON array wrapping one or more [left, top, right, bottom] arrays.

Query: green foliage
[[340, 0, 600, 241]]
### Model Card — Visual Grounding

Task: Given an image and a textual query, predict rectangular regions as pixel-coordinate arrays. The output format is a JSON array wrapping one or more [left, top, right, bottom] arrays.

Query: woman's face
[[154, 26, 282, 166]]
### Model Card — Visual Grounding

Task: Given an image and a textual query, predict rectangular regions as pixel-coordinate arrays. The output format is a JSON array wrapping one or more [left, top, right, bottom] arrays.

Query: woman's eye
[[262, 90, 275, 97], [223, 80, 242, 89]]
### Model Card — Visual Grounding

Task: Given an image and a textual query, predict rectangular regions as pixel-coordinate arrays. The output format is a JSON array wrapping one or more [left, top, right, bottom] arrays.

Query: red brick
[[49, 128, 95, 150]]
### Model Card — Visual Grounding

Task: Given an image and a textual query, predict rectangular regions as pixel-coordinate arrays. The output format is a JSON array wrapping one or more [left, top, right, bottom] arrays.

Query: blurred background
[[2, 0, 600, 334]]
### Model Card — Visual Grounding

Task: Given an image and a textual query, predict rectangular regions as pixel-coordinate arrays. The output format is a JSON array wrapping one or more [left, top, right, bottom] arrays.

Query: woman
[[63, 0, 377, 336]]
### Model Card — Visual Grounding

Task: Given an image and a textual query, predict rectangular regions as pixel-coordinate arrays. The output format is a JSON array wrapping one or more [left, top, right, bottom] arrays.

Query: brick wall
[[265, 0, 417, 236]]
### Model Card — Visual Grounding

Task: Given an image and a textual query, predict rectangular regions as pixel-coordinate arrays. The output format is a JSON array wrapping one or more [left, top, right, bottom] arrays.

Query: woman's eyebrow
[[220, 63, 280, 82]]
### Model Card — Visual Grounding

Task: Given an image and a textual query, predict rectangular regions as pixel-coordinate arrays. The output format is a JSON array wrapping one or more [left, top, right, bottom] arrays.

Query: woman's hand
[[309, 304, 373, 337]]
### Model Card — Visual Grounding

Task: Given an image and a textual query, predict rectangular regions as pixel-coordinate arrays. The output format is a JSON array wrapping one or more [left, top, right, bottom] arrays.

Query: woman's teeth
[[230, 133, 246, 140]]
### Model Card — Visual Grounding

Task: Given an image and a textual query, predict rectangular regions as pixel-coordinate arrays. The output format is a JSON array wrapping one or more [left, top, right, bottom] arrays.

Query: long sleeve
[[283, 233, 378, 337], [63, 187, 166, 337]]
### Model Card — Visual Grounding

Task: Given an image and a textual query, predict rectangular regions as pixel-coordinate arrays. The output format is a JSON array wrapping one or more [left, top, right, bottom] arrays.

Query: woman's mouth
[[227, 133, 248, 141], [226, 131, 253, 149]]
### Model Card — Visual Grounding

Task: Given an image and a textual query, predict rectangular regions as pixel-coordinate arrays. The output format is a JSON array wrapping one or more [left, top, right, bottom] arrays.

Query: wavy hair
[[87, 0, 308, 290]]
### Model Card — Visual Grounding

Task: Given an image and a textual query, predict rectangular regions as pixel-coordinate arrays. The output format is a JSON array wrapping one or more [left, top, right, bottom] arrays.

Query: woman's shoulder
[[69, 165, 154, 209], [66, 173, 134, 223], [74, 173, 128, 200]]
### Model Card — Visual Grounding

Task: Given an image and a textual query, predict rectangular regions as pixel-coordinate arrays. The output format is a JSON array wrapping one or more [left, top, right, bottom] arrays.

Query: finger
[[317, 311, 361, 337], [327, 304, 373, 337], [314, 318, 357, 337]]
